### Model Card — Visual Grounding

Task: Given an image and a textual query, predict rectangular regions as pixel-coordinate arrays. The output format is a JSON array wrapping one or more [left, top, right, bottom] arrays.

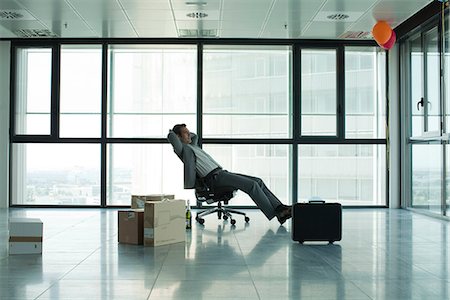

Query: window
[[301, 49, 337, 136], [60, 45, 102, 138], [14, 47, 52, 135], [108, 45, 197, 138], [11, 143, 100, 205], [345, 47, 386, 139], [299, 144, 386, 205], [203, 45, 292, 138]]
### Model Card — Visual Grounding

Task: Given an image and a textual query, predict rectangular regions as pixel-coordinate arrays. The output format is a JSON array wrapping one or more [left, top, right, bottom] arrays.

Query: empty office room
[[0, 0, 449, 299]]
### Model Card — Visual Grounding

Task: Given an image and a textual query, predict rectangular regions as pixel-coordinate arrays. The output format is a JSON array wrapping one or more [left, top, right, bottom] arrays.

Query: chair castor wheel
[[223, 215, 228, 220], [196, 216, 205, 225], [230, 219, 236, 225], [244, 216, 250, 223]]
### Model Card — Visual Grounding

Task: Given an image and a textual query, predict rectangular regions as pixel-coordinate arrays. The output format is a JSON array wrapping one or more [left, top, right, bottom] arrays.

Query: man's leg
[[212, 171, 283, 220]]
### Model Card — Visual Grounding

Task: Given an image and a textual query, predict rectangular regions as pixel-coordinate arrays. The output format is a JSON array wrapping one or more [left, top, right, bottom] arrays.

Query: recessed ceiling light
[[186, 12, 208, 19], [15, 29, 57, 38], [185, 1, 207, 6], [0, 9, 35, 20], [327, 13, 349, 21]]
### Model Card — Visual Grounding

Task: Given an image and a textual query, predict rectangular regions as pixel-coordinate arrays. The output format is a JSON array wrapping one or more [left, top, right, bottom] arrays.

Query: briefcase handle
[[309, 200, 325, 204]]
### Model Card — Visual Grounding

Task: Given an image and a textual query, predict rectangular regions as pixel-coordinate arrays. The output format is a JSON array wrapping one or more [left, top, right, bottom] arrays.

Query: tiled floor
[[0, 208, 449, 300]]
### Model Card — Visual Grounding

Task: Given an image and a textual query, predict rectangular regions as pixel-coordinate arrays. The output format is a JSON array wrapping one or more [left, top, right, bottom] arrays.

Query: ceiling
[[0, 0, 434, 39]]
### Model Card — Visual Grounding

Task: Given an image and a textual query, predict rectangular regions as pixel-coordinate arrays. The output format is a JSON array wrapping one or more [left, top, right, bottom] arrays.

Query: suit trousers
[[211, 170, 282, 220]]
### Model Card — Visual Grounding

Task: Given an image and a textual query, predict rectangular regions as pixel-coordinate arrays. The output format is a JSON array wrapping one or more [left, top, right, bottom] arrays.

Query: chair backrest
[[195, 177, 236, 204]]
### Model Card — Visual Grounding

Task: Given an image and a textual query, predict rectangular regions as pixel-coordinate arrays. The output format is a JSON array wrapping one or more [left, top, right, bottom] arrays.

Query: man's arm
[[167, 130, 183, 156], [190, 132, 198, 145]]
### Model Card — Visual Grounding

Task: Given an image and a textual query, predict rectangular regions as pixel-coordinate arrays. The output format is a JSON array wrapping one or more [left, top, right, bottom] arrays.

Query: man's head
[[173, 124, 191, 144]]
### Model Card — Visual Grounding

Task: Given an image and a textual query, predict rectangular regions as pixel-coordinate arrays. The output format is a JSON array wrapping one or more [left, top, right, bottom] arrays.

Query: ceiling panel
[[96, 21, 137, 37], [221, 28, 261, 38], [126, 9, 174, 21], [169, 0, 221, 10], [134, 20, 177, 37], [301, 21, 353, 38], [119, 0, 171, 10], [43, 19, 97, 37], [322, 0, 377, 12], [0, 0, 23, 10]]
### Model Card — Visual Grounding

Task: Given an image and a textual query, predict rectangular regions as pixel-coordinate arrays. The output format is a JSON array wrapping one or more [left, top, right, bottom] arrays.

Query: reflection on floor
[[0, 208, 449, 299]]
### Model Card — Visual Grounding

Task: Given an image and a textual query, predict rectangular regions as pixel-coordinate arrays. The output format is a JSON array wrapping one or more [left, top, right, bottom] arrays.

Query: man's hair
[[172, 124, 186, 136]]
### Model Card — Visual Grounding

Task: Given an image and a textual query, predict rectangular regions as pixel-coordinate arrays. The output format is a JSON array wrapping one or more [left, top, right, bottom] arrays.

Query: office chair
[[194, 177, 250, 225]]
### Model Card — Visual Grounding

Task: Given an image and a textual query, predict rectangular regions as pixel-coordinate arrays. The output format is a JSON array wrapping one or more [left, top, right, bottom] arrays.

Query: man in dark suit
[[168, 123, 292, 225]]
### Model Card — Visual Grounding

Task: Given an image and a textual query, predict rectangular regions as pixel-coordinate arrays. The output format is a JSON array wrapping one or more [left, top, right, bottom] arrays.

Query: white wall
[[0, 41, 10, 208], [388, 44, 401, 208]]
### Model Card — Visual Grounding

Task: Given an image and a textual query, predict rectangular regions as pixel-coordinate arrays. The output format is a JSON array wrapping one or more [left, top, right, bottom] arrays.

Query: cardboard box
[[9, 218, 43, 255], [131, 194, 175, 209], [144, 199, 185, 247], [118, 209, 144, 245]]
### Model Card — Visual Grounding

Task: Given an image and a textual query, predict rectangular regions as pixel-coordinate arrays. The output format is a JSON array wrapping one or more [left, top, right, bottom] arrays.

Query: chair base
[[196, 201, 250, 225]]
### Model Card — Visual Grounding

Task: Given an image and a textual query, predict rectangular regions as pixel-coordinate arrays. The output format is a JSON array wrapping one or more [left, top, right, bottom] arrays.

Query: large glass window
[[108, 45, 197, 138], [203, 45, 292, 138], [9, 42, 387, 208], [14, 47, 52, 135], [107, 144, 195, 206], [60, 45, 102, 138], [301, 49, 337, 136], [345, 47, 386, 139], [202, 144, 292, 206], [411, 144, 442, 214], [11, 143, 100, 205], [298, 144, 386, 205]]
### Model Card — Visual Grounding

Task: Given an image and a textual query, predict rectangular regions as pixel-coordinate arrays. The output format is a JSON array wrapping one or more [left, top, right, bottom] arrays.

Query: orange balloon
[[372, 21, 392, 45]]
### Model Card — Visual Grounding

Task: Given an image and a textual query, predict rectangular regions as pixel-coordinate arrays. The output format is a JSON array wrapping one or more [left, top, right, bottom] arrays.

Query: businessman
[[168, 123, 292, 225]]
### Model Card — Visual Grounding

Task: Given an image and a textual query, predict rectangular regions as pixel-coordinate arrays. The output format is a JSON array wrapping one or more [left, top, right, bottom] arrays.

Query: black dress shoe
[[276, 205, 292, 225]]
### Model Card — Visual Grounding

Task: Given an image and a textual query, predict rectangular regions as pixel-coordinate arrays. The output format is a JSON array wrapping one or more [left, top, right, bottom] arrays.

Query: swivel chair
[[194, 177, 250, 225]]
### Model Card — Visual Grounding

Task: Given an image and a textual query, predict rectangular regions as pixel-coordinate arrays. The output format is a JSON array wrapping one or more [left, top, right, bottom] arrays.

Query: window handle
[[417, 97, 424, 111]]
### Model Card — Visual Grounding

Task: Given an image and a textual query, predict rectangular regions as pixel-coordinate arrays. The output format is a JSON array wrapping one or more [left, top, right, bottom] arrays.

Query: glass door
[[405, 24, 447, 217]]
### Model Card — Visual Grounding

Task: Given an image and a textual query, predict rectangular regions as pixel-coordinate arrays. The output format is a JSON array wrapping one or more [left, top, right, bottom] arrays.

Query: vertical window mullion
[[101, 43, 108, 207], [197, 43, 203, 146], [51, 44, 60, 138], [337, 46, 345, 140], [292, 44, 301, 204]]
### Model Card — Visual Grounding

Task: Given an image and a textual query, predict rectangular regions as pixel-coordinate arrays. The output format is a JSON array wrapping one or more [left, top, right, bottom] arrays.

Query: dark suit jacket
[[167, 130, 198, 189]]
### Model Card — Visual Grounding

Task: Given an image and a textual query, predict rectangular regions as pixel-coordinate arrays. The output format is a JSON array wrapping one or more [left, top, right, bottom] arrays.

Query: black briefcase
[[292, 200, 342, 244]]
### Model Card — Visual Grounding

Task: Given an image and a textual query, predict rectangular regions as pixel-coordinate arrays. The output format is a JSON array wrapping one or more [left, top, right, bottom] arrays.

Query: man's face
[[178, 127, 192, 144]]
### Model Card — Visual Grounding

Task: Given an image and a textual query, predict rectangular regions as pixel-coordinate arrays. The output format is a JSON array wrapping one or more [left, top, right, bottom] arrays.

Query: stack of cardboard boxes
[[118, 194, 186, 247]]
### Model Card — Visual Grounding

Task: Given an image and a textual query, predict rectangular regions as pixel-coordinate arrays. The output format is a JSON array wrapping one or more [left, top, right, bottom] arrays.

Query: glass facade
[[10, 42, 387, 207]]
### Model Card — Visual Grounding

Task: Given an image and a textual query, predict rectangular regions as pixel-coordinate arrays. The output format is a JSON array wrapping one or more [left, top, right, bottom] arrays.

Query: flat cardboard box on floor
[[118, 209, 144, 245], [144, 199, 185, 247], [9, 218, 43, 255], [131, 194, 175, 209]]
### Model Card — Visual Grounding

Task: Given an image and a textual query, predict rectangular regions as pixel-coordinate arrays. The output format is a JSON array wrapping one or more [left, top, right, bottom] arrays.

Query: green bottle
[[186, 200, 192, 229]]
